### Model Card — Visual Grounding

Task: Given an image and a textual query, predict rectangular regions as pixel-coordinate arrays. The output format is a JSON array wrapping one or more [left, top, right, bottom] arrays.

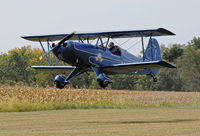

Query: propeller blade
[[57, 31, 76, 46], [39, 31, 76, 60]]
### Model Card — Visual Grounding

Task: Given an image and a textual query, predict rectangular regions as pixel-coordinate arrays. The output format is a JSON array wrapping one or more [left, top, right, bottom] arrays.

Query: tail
[[144, 38, 162, 62], [137, 38, 175, 77], [138, 38, 162, 75]]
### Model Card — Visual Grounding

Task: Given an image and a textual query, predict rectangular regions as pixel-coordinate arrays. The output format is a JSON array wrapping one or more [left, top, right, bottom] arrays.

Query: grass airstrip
[[1, 109, 200, 136], [0, 86, 200, 135]]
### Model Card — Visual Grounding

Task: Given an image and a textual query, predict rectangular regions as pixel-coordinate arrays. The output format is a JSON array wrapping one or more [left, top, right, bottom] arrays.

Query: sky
[[0, 0, 200, 54]]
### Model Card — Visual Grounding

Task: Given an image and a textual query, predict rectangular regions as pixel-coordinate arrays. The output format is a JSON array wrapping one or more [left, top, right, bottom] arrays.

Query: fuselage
[[53, 41, 141, 71]]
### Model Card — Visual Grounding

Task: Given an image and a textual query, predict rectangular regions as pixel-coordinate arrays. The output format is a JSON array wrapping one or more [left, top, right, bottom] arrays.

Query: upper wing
[[21, 28, 175, 42], [31, 66, 75, 72], [102, 61, 176, 74]]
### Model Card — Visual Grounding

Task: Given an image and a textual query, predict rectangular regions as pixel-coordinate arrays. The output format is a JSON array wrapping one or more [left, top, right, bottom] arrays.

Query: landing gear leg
[[64, 67, 85, 83], [54, 67, 85, 89], [150, 73, 157, 82], [91, 66, 112, 88]]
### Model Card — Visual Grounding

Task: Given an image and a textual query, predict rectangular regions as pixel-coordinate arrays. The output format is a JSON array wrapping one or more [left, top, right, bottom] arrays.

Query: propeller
[[40, 31, 76, 60]]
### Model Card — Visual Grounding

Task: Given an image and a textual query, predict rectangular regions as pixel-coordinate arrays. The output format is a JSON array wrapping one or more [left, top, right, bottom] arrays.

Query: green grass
[[0, 108, 200, 136]]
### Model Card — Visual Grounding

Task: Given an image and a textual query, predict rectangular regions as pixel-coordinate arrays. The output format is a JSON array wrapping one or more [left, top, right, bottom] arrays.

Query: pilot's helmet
[[52, 43, 56, 47], [108, 42, 114, 48]]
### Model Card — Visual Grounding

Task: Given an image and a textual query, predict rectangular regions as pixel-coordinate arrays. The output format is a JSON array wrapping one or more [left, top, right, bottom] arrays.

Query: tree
[[71, 73, 92, 88], [188, 37, 200, 49], [178, 48, 200, 91], [152, 68, 183, 91], [0, 46, 52, 86], [163, 44, 184, 62], [0, 53, 9, 84], [111, 74, 136, 90], [134, 75, 152, 90]]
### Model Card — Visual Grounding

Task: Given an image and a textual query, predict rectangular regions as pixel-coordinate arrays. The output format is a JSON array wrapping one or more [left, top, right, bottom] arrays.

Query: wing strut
[[38, 39, 59, 65], [48, 41, 59, 65], [39, 39, 51, 65], [141, 34, 145, 61]]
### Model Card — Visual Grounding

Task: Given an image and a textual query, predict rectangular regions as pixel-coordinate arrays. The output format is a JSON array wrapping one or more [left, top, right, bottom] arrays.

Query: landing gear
[[153, 77, 157, 82], [55, 81, 65, 89], [91, 67, 112, 88], [54, 67, 85, 89], [97, 79, 109, 88], [54, 75, 66, 89], [150, 73, 157, 82]]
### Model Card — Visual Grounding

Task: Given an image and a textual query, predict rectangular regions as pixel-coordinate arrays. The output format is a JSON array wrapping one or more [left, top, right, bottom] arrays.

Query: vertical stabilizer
[[137, 38, 162, 75], [144, 38, 162, 61]]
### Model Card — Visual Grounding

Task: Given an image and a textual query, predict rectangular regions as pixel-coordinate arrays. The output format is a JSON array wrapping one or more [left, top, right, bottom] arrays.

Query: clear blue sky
[[0, 0, 200, 54]]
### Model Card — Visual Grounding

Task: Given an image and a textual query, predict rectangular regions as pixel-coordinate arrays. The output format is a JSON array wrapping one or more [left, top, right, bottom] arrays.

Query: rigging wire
[[119, 39, 131, 46], [84, 36, 147, 52], [126, 37, 147, 51], [111, 38, 121, 46], [126, 39, 141, 50], [111, 38, 131, 48]]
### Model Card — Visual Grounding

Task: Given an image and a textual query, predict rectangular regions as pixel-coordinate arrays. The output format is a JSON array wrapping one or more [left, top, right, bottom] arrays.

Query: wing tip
[[159, 61, 176, 68], [157, 28, 176, 36]]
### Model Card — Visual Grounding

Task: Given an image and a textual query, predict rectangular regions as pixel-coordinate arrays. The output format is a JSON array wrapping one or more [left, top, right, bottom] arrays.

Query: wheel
[[55, 82, 65, 89], [98, 81, 109, 88], [153, 77, 157, 82], [149, 73, 157, 82]]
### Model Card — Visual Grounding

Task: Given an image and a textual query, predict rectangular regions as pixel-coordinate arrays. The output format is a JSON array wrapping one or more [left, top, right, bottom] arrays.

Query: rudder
[[137, 38, 162, 75], [144, 38, 162, 61]]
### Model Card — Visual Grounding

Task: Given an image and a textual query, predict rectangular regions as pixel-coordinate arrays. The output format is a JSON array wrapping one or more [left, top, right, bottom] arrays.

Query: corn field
[[0, 85, 200, 112]]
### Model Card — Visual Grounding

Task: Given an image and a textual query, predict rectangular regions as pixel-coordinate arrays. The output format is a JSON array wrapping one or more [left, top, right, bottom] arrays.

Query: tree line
[[0, 37, 200, 91]]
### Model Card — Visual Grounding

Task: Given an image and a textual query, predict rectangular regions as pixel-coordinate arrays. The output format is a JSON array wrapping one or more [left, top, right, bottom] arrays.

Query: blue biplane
[[21, 28, 176, 89]]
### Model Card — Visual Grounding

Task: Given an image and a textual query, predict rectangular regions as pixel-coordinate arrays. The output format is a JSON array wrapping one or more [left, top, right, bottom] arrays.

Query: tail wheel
[[55, 82, 65, 89], [153, 77, 157, 82], [150, 73, 157, 82]]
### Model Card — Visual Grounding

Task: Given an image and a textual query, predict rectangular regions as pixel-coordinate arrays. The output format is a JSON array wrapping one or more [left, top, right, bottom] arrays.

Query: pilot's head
[[52, 43, 57, 47], [108, 42, 114, 49]]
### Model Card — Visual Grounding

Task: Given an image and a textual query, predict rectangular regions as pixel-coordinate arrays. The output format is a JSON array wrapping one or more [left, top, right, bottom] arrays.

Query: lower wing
[[102, 61, 176, 74], [31, 66, 75, 72]]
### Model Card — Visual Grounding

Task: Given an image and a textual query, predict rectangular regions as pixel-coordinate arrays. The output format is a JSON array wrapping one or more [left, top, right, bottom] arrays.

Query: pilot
[[108, 42, 121, 56], [108, 42, 115, 50]]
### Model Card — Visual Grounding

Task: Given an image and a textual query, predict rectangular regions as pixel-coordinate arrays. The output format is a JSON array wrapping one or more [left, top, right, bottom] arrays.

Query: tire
[[55, 82, 65, 89], [98, 81, 108, 88], [153, 78, 157, 82]]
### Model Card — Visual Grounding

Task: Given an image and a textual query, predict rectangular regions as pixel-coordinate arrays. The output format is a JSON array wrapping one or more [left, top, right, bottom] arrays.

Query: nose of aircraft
[[53, 41, 75, 63], [39, 31, 76, 60]]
